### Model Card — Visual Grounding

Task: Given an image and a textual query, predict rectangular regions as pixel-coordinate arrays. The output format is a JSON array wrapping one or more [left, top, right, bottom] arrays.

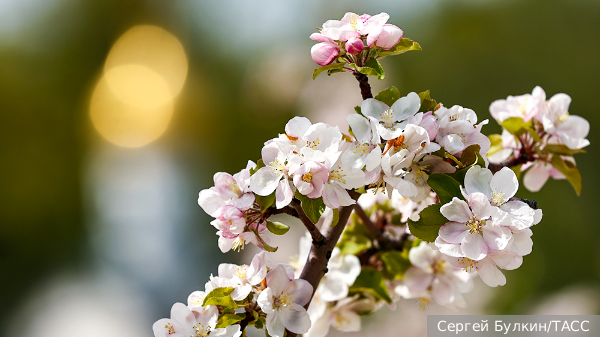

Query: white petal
[[464, 166, 493, 198], [523, 162, 550, 192], [250, 167, 281, 196], [461, 234, 488, 260], [476, 259, 506, 287], [390, 92, 420, 121], [347, 114, 371, 143], [282, 304, 312, 334], [439, 222, 469, 244], [361, 98, 389, 120], [198, 189, 224, 217], [440, 198, 472, 223], [490, 167, 518, 202]]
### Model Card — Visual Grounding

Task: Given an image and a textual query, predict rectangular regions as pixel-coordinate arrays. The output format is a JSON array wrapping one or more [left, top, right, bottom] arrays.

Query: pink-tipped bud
[[375, 24, 403, 50], [311, 42, 340, 66], [345, 36, 364, 55]]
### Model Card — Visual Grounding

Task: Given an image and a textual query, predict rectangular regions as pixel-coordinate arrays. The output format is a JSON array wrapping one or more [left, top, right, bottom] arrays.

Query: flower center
[[351, 142, 371, 156], [465, 216, 486, 235], [349, 15, 358, 31], [432, 259, 447, 274], [226, 180, 242, 196], [268, 159, 286, 174], [193, 323, 211, 337], [418, 297, 432, 311], [557, 111, 569, 124], [165, 323, 176, 335], [232, 237, 245, 251], [382, 134, 405, 155], [410, 164, 429, 185], [188, 293, 207, 307], [235, 265, 248, 281], [491, 187, 507, 206], [302, 172, 313, 183], [458, 257, 476, 272], [274, 292, 295, 310], [329, 167, 347, 184], [380, 109, 396, 128], [307, 139, 321, 149]]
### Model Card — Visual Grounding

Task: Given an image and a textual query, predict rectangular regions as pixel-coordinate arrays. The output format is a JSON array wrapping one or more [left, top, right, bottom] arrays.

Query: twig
[[353, 203, 384, 243], [290, 199, 325, 246], [353, 72, 373, 100]]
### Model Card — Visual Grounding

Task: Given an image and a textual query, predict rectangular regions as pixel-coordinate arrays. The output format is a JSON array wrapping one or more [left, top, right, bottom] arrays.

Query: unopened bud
[[345, 36, 364, 55]]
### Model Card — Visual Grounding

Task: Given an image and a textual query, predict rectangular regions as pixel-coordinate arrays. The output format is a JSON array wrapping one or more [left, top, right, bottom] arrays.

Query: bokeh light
[[89, 25, 188, 148]]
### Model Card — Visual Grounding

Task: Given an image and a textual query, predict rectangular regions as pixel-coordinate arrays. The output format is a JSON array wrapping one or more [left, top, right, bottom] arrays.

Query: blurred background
[[1, 0, 599, 336]]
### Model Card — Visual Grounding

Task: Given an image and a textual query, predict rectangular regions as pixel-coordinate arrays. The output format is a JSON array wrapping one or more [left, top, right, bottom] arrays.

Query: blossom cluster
[[154, 252, 313, 337], [154, 11, 591, 337], [488, 86, 589, 193], [310, 12, 404, 66]]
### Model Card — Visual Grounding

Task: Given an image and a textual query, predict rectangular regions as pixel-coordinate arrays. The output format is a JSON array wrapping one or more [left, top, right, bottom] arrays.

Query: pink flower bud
[[375, 24, 403, 50], [345, 36, 364, 55], [310, 42, 340, 66]]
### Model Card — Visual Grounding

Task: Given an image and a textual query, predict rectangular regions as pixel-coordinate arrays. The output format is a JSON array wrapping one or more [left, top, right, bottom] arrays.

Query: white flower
[[395, 243, 473, 309], [217, 251, 268, 300], [153, 302, 240, 337], [293, 161, 330, 198], [322, 159, 365, 209], [304, 295, 374, 337], [361, 93, 421, 140], [198, 161, 256, 217], [257, 265, 313, 337], [489, 86, 545, 123], [436, 193, 512, 261], [538, 89, 590, 150], [250, 141, 300, 208]]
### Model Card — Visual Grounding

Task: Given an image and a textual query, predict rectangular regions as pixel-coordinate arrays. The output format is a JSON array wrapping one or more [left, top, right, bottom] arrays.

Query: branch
[[290, 199, 325, 246], [354, 202, 408, 251], [488, 151, 533, 174], [353, 72, 373, 100]]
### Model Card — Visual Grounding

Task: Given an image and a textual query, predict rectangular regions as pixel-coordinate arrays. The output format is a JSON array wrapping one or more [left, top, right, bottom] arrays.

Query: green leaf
[[487, 134, 503, 157], [378, 38, 422, 59], [255, 316, 266, 330], [501, 117, 533, 136], [551, 155, 582, 195], [374, 86, 401, 106], [327, 68, 345, 76], [255, 192, 275, 212], [294, 191, 326, 224], [216, 313, 246, 328], [250, 159, 264, 176], [427, 173, 463, 205], [543, 144, 586, 155], [476, 152, 486, 168], [381, 251, 411, 279], [338, 233, 372, 255], [364, 58, 385, 79], [349, 268, 392, 303], [354, 106, 362, 115], [250, 226, 278, 252], [331, 208, 340, 227], [313, 62, 346, 80], [418, 90, 438, 113], [460, 144, 481, 168], [266, 221, 290, 235], [203, 287, 237, 308], [407, 203, 448, 242], [351, 64, 382, 79]]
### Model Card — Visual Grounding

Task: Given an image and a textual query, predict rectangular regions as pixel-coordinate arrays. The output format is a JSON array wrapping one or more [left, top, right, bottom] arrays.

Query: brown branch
[[488, 151, 533, 174], [353, 72, 373, 100], [290, 199, 325, 246], [353, 203, 384, 243]]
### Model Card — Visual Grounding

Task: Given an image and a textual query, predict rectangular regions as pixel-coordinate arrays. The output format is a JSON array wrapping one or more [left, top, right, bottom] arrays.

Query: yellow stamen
[[302, 172, 313, 183], [232, 237, 245, 251], [465, 216, 486, 235], [458, 257, 476, 272]]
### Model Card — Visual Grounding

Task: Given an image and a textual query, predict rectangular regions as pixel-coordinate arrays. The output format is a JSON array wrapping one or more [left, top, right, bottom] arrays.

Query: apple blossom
[[257, 265, 313, 337], [361, 92, 421, 140]]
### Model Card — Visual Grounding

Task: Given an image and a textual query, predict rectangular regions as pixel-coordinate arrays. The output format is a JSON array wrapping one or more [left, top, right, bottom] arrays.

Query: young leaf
[[551, 155, 582, 195], [418, 90, 438, 113], [313, 62, 346, 80], [364, 58, 385, 79], [407, 203, 448, 242], [338, 234, 372, 255], [487, 134, 503, 157], [203, 287, 237, 308], [460, 144, 481, 168], [331, 208, 340, 227], [381, 250, 411, 279], [294, 191, 327, 224], [543, 144, 586, 155], [216, 313, 246, 328], [352, 65, 382, 79], [250, 226, 278, 252], [250, 159, 265, 176], [255, 192, 275, 212], [266, 221, 290, 235], [501, 117, 533, 136], [427, 173, 463, 205], [349, 268, 392, 303], [378, 38, 422, 59], [374, 86, 401, 106]]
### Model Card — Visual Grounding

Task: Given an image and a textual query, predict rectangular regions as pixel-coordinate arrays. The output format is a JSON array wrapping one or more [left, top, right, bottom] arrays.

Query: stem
[[353, 202, 407, 251], [290, 199, 325, 245], [488, 151, 533, 174], [353, 72, 373, 100]]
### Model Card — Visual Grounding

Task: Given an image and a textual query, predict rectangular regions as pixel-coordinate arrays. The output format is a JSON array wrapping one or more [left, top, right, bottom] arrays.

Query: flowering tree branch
[[290, 199, 326, 245], [353, 72, 373, 100]]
